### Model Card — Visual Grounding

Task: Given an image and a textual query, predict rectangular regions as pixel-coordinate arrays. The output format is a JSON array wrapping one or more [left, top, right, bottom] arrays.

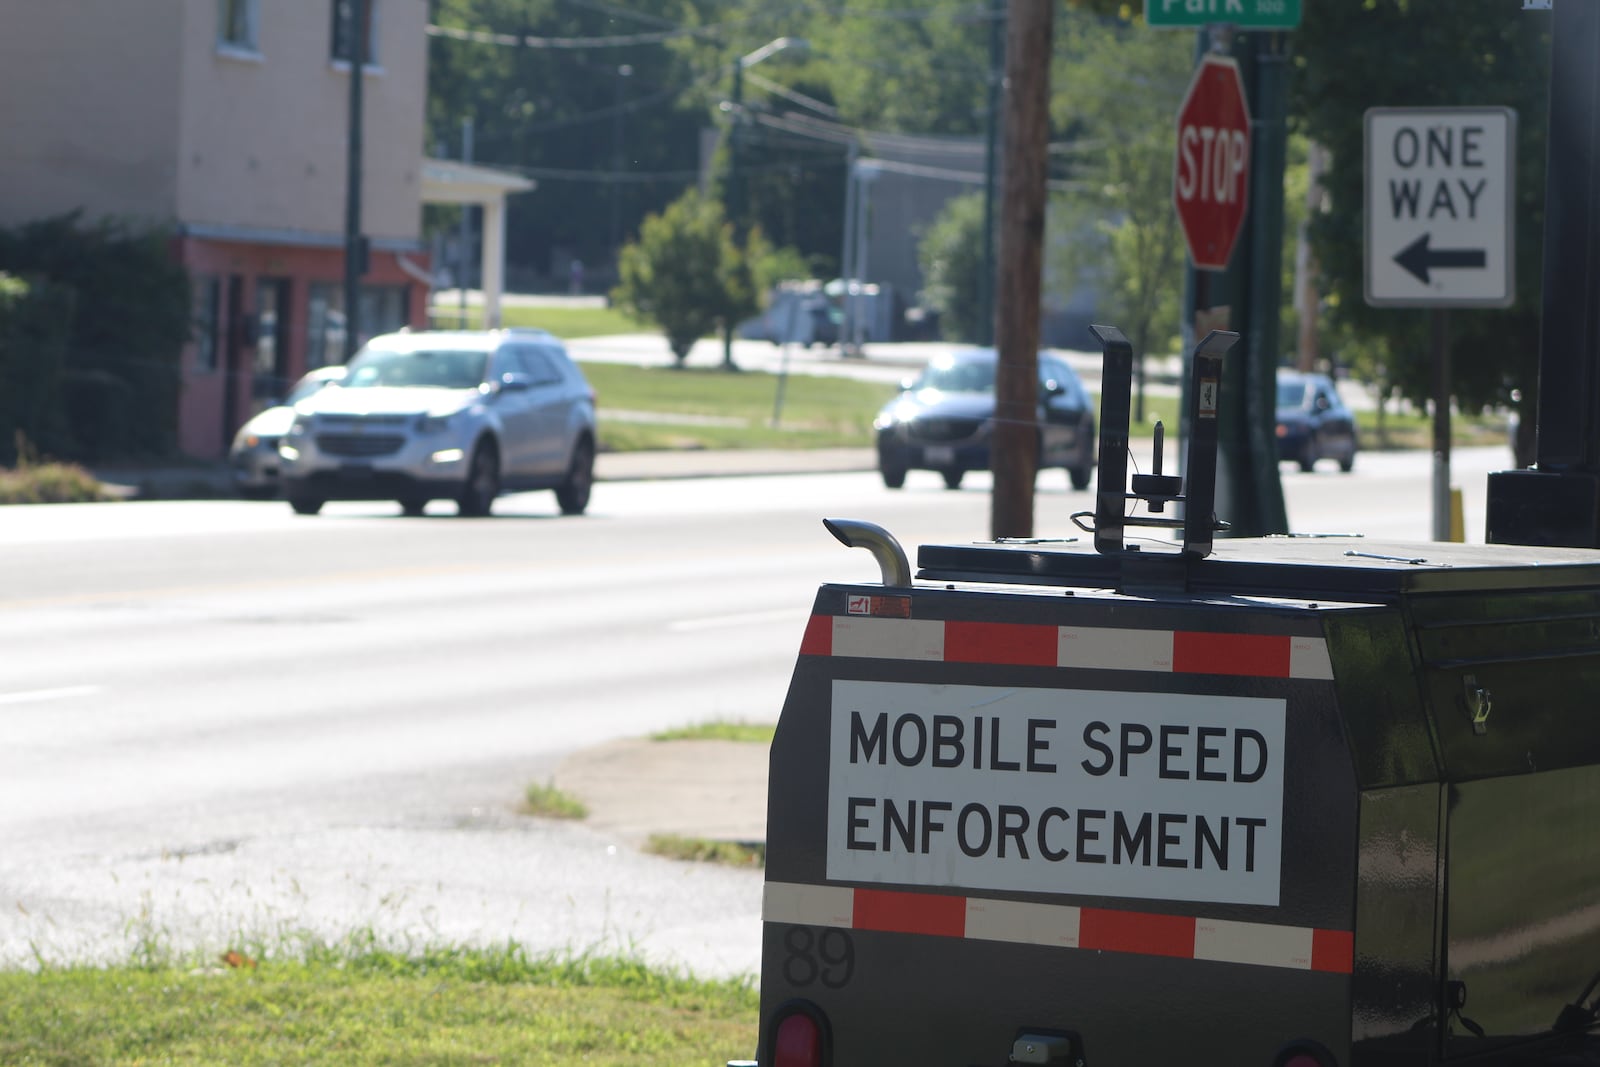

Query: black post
[[1431, 309, 1452, 540], [610, 64, 632, 271], [728, 61, 745, 239], [342, 0, 366, 361], [1487, 0, 1600, 545]]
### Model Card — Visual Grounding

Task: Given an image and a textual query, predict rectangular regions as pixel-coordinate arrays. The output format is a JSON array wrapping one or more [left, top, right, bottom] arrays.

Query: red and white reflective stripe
[[800, 616, 1333, 680], [763, 881, 1354, 974]]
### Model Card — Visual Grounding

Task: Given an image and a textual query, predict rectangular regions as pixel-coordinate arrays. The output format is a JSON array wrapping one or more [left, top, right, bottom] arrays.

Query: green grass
[[644, 834, 767, 869], [650, 721, 776, 744], [430, 303, 646, 339], [0, 460, 110, 504], [0, 943, 758, 1066], [522, 780, 588, 820], [583, 362, 896, 452], [1355, 406, 1512, 450]]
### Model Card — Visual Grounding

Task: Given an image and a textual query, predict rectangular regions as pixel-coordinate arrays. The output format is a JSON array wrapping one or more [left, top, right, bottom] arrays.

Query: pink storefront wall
[[173, 235, 429, 459]]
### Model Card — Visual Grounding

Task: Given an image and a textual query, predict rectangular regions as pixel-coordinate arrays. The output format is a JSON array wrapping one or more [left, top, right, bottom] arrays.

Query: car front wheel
[[555, 436, 595, 515], [287, 492, 323, 516], [1298, 435, 1319, 473], [456, 441, 500, 517]]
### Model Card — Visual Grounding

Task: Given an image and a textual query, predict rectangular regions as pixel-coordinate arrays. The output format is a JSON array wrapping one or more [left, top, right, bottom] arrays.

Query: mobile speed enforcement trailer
[[741, 326, 1600, 1067]]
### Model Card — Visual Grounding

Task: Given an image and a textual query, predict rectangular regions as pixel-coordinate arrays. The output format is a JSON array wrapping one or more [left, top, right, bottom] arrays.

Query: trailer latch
[[1463, 674, 1493, 735], [1010, 1032, 1079, 1065]]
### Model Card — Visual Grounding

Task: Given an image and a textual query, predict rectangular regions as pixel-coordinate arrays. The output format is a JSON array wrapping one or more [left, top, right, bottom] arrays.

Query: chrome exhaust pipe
[[822, 518, 912, 588]]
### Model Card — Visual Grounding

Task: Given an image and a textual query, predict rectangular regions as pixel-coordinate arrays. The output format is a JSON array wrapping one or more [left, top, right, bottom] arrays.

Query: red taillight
[[773, 1012, 821, 1067], [1273, 1041, 1335, 1067]]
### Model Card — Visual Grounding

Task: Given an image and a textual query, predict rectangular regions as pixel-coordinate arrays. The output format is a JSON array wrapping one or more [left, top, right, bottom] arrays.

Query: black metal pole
[[342, 0, 366, 361], [1431, 308, 1452, 540], [610, 64, 632, 273], [728, 61, 745, 238]]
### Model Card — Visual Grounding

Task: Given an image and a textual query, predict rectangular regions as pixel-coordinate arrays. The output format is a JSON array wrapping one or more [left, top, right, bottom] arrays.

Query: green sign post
[[1145, 0, 1301, 29]]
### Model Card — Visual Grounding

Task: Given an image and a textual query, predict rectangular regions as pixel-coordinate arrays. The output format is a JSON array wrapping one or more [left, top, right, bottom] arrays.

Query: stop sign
[[1173, 55, 1251, 272]]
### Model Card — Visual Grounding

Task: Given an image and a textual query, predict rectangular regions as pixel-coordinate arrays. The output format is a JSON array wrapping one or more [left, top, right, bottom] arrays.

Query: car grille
[[909, 417, 984, 443], [317, 433, 405, 457]]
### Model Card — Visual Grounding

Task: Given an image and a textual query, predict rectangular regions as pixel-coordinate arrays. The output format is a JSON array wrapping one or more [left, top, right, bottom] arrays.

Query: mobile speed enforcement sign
[[1364, 107, 1516, 307], [1174, 54, 1251, 272]]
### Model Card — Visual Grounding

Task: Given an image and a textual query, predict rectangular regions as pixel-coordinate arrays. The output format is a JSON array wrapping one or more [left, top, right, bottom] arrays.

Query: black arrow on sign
[[1393, 233, 1487, 284]]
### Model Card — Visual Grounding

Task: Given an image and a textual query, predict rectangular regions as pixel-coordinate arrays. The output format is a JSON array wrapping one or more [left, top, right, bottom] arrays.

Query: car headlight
[[415, 411, 460, 434]]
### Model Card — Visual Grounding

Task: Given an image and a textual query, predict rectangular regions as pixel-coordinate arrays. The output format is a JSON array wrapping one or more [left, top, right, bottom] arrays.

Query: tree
[[917, 191, 986, 343], [427, 0, 719, 287], [1290, 2, 1550, 464], [1049, 16, 1192, 419], [612, 189, 737, 367]]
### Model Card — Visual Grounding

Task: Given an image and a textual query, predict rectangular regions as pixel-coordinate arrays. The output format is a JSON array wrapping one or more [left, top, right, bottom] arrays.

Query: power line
[[423, 3, 1003, 51]]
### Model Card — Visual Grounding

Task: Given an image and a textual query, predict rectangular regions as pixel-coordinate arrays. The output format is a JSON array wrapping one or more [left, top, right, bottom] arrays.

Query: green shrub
[[0, 214, 189, 462], [0, 273, 73, 464], [0, 437, 109, 504]]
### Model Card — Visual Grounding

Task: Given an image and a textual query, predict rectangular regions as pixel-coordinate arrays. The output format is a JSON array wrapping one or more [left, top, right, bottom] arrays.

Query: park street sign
[[1146, 0, 1301, 29], [1364, 107, 1516, 308]]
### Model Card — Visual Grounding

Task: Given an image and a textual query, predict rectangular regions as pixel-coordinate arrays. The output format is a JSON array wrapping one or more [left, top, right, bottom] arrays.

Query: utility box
[[745, 328, 1600, 1067]]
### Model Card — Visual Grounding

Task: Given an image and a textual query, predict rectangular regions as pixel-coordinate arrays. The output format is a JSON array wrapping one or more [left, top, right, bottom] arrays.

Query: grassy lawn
[[1099, 393, 1511, 451], [583, 362, 896, 452], [430, 303, 646, 339], [0, 946, 757, 1066], [651, 721, 776, 744]]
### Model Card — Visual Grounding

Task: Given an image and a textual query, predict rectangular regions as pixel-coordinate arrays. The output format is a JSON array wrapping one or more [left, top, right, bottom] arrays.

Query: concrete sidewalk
[[92, 446, 876, 501]]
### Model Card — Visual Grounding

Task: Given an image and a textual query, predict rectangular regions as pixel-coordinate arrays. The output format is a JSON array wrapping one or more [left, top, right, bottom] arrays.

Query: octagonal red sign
[[1173, 54, 1251, 272]]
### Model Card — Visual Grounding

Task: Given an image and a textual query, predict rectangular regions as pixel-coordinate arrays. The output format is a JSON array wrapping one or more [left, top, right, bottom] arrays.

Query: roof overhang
[[420, 158, 536, 206]]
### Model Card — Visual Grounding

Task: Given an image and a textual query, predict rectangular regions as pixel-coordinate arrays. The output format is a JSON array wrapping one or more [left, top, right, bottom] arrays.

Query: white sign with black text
[[1364, 106, 1516, 307], [826, 680, 1286, 907]]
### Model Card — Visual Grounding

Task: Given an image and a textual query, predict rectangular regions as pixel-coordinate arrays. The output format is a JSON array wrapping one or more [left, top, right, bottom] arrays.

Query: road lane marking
[[669, 609, 796, 633], [0, 685, 102, 706]]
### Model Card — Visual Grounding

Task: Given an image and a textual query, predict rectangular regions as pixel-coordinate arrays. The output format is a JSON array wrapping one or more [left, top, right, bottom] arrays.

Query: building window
[[331, 0, 380, 67], [217, 0, 260, 54], [307, 282, 407, 368], [193, 276, 220, 373]]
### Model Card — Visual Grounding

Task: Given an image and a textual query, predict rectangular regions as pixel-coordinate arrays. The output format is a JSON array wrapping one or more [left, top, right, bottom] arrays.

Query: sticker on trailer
[[827, 680, 1286, 907]]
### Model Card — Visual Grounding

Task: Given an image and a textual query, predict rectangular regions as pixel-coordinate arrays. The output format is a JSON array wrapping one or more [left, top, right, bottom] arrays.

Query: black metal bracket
[[1084, 325, 1240, 565]]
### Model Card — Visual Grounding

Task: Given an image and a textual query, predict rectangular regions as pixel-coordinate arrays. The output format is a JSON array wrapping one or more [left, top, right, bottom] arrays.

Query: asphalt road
[[0, 447, 1513, 980]]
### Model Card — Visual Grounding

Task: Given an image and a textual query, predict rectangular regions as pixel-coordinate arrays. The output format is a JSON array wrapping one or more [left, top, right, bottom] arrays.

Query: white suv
[[278, 329, 597, 517]]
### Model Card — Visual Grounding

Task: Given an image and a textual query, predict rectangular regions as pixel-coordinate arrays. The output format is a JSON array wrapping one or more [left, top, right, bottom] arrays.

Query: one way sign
[[1364, 107, 1516, 308]]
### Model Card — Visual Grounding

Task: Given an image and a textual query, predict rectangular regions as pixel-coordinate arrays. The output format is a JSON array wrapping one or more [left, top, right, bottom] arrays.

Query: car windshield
[[915, 360, 996, 393], [342, 349, 488, 390], [1277, 380, 1307, 407]]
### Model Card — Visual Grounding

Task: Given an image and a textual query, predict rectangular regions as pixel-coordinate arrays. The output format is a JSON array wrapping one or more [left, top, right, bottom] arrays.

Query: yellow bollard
[[1449, 487, 1465, 542]]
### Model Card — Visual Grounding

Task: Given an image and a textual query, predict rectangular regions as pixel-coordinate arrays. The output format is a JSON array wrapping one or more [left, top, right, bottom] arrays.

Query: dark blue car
[[873, 348, 1096, 490], [1276, 369, 1358, 472]]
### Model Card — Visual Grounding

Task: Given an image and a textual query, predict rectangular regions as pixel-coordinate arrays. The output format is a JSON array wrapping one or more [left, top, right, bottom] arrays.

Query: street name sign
[[1174, 54, 1251, 272], [1146, 0, 1301, 29], [1364, 107, 1516, 308]]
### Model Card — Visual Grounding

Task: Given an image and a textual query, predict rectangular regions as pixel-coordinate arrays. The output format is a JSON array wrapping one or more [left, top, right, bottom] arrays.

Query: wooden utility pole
[[990, 0, 1053, 539]]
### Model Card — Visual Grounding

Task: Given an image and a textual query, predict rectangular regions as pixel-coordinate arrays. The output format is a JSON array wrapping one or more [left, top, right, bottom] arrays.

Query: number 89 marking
[[782, 926, 855, 989]]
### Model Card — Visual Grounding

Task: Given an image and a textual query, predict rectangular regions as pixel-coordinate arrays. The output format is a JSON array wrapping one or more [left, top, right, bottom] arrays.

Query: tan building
[[0, 0, 432, 458]]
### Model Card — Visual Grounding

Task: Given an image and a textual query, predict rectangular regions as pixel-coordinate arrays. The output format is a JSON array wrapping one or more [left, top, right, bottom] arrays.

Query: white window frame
[[216, 0, 261, 58]]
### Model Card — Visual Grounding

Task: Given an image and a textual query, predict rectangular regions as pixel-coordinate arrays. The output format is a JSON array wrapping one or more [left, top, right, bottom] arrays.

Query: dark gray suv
[[278, 328, 597, 517]]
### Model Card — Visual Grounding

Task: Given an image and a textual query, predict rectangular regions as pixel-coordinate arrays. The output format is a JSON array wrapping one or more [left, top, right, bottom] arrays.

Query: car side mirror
[[498, 372, 533, 392]]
